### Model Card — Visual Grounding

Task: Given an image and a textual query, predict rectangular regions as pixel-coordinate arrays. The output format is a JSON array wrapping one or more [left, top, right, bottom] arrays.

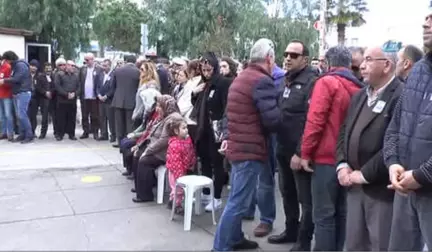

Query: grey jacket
[[108, 63, 140, 109]]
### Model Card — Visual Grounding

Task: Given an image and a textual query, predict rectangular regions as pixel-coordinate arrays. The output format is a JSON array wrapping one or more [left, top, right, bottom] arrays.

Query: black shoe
[[268, 231, 297, 244], [7, 136, 14, 142], [175, 206, 184, 215], [80, 133, 89, 139], [112, 144, 119, 148], [126, 174, 134, 180], [69, 136, 78, 141], [97, 136, 108, 141], [0, 134, 7, 140], [38, 134, 46, 139], [122, 171, 131, 176], [56, 136, 63, 141], [131, 188, 136, 193], [290, 243, 311, 251], [93, 133, 99, 140], [109, 137, 116, 143], [12, 136, 24, 143], [21, 138, 34, 144], [233, 238, 259, 251], [132, 197, 152, 203]]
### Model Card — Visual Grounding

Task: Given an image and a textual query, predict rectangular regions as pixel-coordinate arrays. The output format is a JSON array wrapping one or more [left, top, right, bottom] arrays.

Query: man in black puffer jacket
[[0, 51, 33, 143]]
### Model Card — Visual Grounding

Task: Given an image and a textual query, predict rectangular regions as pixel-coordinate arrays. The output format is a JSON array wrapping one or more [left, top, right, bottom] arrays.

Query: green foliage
[[92, 0, 148, 53], [0, 0, 95, 58], [326, 0, 368, 45], [144, 0, 319, 61]]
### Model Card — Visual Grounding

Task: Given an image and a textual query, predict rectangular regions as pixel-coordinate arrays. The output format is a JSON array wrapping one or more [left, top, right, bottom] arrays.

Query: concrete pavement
[[0, 130, 292, 251]]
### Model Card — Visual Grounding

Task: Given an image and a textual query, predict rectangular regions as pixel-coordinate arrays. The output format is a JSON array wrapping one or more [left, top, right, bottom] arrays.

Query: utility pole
[[319, 0, 327, 56]]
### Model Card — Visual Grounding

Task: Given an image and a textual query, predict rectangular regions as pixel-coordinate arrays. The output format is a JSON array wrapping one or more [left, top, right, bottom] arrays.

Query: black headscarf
[[200, 51, 219, 82]]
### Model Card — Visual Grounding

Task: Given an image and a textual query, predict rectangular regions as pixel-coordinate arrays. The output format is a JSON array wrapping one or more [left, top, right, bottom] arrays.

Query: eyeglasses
[[284, 52, 302, 59], [364, 56, 388, 63]]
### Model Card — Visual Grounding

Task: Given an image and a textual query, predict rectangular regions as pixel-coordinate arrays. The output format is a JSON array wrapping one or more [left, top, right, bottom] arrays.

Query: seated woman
[[132, 95, 182, 203], [120, 103, 161, 178]]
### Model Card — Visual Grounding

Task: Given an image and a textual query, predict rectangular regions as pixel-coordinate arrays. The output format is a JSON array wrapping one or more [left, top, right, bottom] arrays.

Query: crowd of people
[[2, 12, 432, 252]]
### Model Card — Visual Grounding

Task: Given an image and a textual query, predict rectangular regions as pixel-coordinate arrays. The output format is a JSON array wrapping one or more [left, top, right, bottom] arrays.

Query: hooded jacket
[[272, 65, 285, 89], [301, 67, 363, 165], [190, 52, 231, 144], [142, 95, 183, 161], [4, 60, 32, 94]]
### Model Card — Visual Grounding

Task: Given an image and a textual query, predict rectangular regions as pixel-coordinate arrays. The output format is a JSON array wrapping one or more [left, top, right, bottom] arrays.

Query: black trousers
[[277, 147, 300, 233], [99, 101, 116, 138], [57, 101, 77, 137], [49, 95, 58, 136], [28, 95, 49, 136], [135, 154, 165, 201], [114, 108, 134, 144], [196, 132, 225, 199], [294, 170, 314, 247], [81, 99, 99, 134]]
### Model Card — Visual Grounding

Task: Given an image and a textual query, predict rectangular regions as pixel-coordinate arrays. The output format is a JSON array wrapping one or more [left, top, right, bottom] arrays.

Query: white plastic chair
[[170, 175, 217, 231], [155, 165, 167, 204]]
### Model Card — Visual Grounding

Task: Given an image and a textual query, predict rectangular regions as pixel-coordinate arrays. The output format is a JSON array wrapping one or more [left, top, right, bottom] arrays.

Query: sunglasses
[[283, 52, 302, 59]]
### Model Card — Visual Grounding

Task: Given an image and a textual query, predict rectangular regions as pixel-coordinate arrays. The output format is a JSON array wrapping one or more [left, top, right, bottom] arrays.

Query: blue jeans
[[245, 135, 276, 224], [213, 160, 263, 251], [312, 164, 346, 251], [0, 98, 13, 136], [13, 92, 33, 139]]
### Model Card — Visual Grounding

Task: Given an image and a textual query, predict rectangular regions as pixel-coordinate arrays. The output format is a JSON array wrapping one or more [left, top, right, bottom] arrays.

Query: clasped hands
[[337, 167, 366, 186], [387, 164, 421, 195]]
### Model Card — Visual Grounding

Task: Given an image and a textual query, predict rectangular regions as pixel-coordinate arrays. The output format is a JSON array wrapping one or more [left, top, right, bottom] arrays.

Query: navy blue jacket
[[5, 60, 32, 94], [97, 71, 114, 103], [384, 54, 432, 189]]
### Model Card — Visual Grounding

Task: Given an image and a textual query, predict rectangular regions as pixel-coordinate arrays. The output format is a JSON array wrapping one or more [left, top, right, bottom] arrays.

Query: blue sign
[[382, 40, 402, 53]]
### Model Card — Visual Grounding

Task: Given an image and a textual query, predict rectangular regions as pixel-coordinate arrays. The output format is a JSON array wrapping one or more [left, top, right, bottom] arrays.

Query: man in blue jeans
[[0, 51, 34, 143], [213, 38, 280, 251]]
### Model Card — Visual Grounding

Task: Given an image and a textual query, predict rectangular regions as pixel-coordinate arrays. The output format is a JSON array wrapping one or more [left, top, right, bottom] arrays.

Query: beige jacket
[[176, 76, 201, 125]]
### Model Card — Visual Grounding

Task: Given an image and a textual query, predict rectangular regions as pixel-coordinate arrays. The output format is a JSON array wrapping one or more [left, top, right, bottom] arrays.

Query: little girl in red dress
[[166, 117, 196, 214]]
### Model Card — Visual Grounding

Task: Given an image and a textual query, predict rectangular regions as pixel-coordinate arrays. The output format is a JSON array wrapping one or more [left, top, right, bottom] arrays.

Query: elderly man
[[79, 53, 103, 140], [395, 45, 424, 82], [337, 46, 403, 251], [384, 9, 432, 251], [349, 47, 365, 81], [213, 38, 280, 251], [300, 46, 363, 251], [97, 59, 116, 142], [107, 55, 140, 148]]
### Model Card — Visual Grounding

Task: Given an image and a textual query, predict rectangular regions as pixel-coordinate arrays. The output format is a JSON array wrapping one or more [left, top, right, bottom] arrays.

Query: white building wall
[[0, 34, 25, 58]]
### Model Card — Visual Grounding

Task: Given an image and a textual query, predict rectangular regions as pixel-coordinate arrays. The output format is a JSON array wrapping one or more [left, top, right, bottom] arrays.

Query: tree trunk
[[337, 23, 346, 45]]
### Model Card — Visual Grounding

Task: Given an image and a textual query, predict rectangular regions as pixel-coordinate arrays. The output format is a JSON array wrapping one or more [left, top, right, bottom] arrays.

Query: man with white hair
[[79, 52, 103, 140], [213, 38, 280, 251]]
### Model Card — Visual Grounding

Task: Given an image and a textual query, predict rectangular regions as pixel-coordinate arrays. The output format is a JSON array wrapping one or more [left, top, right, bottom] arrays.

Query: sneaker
[[201, 194, 212, 205], [205, 198, 222, 212]]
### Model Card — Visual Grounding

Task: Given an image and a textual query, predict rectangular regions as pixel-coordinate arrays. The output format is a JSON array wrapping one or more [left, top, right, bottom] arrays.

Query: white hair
[[55, 58, 66, 66], [250, 38, 275, 62], [85, 52, 95, 59]]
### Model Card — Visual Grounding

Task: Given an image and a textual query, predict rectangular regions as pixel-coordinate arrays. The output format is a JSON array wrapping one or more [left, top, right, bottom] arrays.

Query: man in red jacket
[[0, 56, 13, 140], [300, 46, 363, 251]]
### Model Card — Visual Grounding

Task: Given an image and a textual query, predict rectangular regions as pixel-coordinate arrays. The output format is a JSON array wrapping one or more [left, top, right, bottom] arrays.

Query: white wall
[[0, 34, 25, 59]]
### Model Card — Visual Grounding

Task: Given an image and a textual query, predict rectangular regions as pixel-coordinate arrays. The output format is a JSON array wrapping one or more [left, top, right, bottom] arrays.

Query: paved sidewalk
[[0, 129, 291, 251]]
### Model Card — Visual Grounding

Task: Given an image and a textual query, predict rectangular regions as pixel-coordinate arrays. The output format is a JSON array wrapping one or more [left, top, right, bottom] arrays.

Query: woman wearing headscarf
[[133, 95, 182, 203], [190, 52, 232, 211]]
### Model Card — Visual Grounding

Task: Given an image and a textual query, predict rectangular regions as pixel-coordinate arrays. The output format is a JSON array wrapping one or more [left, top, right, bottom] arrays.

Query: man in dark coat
[[79, 53, 103, 139], [383, 8, 432, 251], [213, 38, 280, 251], [337, 46, 402, 251], [107, 55, 140, 147], [96, 58, 116, 142]]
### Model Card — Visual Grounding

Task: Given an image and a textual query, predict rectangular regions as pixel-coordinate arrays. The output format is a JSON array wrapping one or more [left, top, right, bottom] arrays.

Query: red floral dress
[[166, 136, 196, 179]]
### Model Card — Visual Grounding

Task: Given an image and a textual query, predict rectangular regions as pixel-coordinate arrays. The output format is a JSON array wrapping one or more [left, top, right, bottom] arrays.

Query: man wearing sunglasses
[[268, 40, 318, 251]]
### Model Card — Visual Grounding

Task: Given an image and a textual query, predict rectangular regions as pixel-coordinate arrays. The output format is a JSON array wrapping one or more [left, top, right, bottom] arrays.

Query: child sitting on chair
[[166, 117, 196, 214]]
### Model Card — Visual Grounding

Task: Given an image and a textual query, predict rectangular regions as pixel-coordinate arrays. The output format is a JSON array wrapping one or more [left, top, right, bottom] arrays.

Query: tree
[[92, 0, 148, 53], [327, 0, 368, 45], [0, 0, 95, 58]]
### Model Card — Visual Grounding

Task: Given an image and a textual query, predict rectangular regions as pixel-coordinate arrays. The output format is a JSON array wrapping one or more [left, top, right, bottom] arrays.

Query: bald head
[[360, 46, 396, 88], [84, 53, 95, 67]]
